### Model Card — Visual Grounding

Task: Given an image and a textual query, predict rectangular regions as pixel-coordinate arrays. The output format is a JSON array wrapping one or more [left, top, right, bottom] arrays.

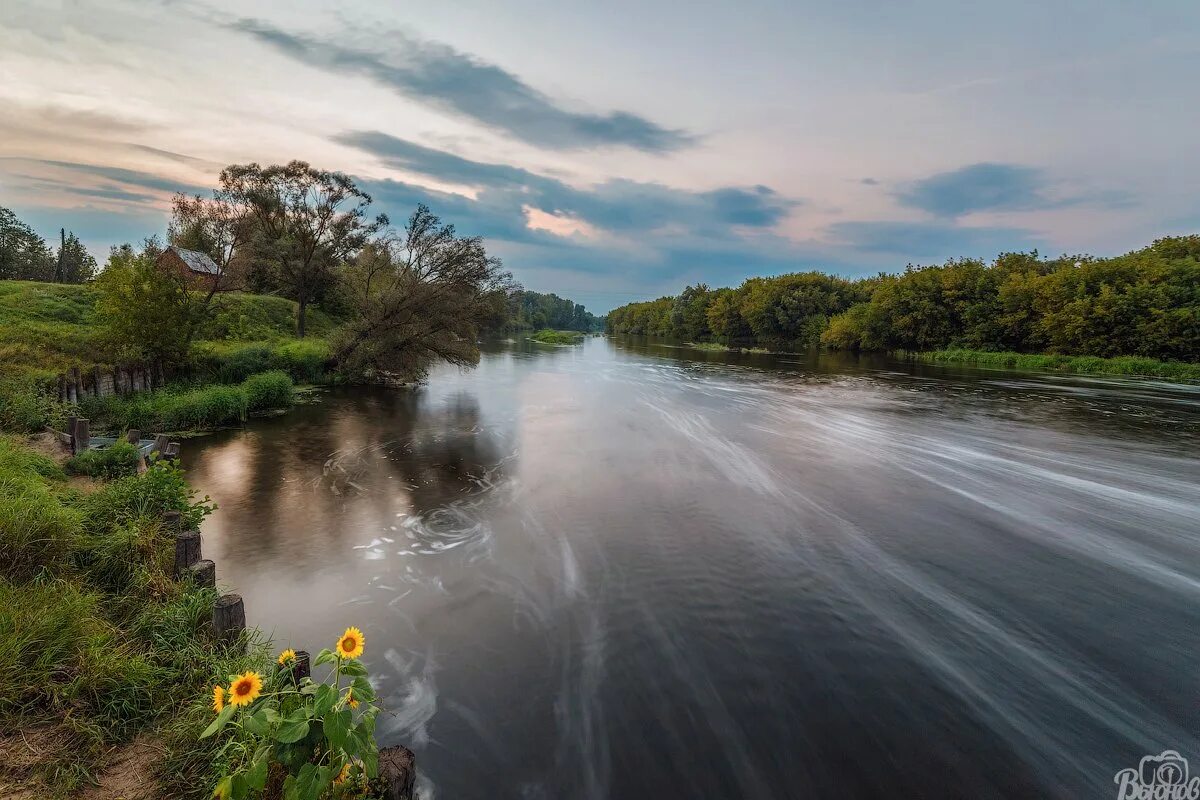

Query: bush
[[161, 385, 247, 430], [0, 439, 79, 581], [67, 442, 141, 479], [270, 339, 331, 384], [529, 329, 584, 345], [242, 371, 295, 412], [81, 458, 214, 533], [0, 373, 61, 433]]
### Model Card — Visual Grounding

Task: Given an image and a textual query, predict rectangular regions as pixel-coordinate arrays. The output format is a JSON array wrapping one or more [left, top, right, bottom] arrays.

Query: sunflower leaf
[[313, 648, 336, 668], [350, 676, 375, 702], [339, 659, 367, 677], [323, 708, 352, 750], [275, 715, 310, 744], [313, 683, 337, 718], [245, 756, 269, 791], [200, 703, 236, 739]]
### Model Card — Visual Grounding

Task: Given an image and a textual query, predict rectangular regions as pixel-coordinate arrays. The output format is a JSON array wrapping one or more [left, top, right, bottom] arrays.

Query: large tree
[[332, 205, 514, 379], [0, 207, 54, 281], [218, 161, 387, 336]]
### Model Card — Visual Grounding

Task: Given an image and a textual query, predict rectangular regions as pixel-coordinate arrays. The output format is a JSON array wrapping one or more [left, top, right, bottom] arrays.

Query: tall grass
[[913, 348, 1200, 381], [0, 436, 266, 796]]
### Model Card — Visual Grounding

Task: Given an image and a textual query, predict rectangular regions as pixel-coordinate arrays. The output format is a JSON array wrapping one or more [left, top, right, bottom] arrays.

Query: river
[[181, 336, 1200, 799]]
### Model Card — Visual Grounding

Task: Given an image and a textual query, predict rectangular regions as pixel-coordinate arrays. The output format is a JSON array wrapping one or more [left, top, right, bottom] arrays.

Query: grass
[[0, 435, 270, 797], [529, 329, 585, 345], [66, 441, 141, 479], [77, 371, 297, 434], [912, 348, 1200, 381]]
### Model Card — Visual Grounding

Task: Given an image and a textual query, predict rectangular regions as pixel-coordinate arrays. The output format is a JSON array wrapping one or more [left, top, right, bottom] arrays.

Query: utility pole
[[54, 227, 65, 283]]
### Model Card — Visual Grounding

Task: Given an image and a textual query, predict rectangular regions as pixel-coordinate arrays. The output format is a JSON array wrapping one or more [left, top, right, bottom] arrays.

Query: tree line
[[0, 207, 97, 284], [483, 290, 603, 333], [606, 237, 1200, 362]]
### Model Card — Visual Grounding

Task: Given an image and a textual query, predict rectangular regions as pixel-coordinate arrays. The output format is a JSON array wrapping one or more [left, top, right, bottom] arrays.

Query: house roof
[[167, 246, 220, 275]]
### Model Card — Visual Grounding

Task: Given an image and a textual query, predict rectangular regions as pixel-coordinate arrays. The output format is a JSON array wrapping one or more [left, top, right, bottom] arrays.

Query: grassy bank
[[0, 279, 332, 435], [0, 436, 268, 797], [912, 349, 1200, 381], [529, 329, 585, 345]]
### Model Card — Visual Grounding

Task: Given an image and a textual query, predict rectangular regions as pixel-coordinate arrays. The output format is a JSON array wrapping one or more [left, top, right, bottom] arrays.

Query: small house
[[157, 245, 220, 283]]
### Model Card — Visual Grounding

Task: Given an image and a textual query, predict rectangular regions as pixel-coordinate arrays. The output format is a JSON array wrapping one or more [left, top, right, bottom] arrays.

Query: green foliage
[[93, 240, 192, 365], [913, 349, 1200, 380], [483, 289, 602, 333], [0, 207, 55, 281], [242, 370, 295, 412], [196, 293, 337, 342], [192, 339, 331, 385], [529, 329, 585, 344], [0, 438, 77, 581], [66, 442, 141, 479], [80, 458, 215, 532], [608, 235, 1200, 367], [202, 639, 382, 800], [0, 372, 63, 432]]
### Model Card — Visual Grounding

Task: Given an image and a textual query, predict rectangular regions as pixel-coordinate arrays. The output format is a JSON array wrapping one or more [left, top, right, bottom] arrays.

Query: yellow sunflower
[[228, 671, 263, 706], [277, 648, 296, 666], [334, 762, 352, 785], [211, 684, 225, 713], [346, 688, 360, 709], [335, 627, 365, 660]]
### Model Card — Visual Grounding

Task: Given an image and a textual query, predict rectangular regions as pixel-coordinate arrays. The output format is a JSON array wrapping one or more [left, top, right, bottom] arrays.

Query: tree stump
[[163, 510, 182, 533], [213, 594, 246, 641], [174, 529, 202, 578], [188, 559, 216, 589], [379, 746, 416, 800]]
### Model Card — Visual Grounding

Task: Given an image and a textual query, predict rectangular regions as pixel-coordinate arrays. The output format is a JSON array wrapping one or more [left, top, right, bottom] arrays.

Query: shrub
[[161, 385, 247, 430], [0, 373, 61, 433], [529, 329, 584, 345], [270, 339, 331, 384], [81, 458, 214, 533], [242, 371, 295, 413], [214, 345, 274, 384], [67, 442, 141, 479]]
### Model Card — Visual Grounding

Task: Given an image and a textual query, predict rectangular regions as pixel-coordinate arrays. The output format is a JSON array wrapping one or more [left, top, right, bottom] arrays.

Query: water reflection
[[182, 337, 1200, 799]]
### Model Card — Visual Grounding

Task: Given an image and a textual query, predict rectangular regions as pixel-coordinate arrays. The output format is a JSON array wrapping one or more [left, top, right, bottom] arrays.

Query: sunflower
[[211, 685, 225, 713], [334, 762, 352, 785], [335, 627, 365, 660], [346, 688, 360, 710], [277, 648, 296, 666], [228, 671, 263, 706]]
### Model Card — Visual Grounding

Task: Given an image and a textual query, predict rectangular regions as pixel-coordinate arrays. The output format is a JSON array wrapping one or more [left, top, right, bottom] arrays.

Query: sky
[[2, 0, 1198, 313]]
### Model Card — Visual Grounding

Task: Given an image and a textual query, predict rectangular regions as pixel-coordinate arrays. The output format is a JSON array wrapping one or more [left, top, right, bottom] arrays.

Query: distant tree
[[218, 161, 387, 336], [331, 205, 514, 379], [0, 207, 54, 281], [55, 230, 98, 284]]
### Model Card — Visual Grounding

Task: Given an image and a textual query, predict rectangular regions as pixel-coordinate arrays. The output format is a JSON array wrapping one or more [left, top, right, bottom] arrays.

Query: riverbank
[[528, 329, 586, 345], [0, 434, 267, 798], [911, 348, 1200, 381]]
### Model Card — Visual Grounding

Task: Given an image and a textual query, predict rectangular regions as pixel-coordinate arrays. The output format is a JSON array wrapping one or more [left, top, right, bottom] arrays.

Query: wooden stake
[[188, 559, 216, 589], [213, 594, 246, 641], [174, 529, 202, 577], [379, 746, 417, 800]]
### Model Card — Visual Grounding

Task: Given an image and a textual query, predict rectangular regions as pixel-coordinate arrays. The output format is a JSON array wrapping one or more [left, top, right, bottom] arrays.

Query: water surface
[[182, 337, 1200, 799]]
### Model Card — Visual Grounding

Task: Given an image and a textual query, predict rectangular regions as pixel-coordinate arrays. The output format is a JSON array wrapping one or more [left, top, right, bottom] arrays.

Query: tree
[[331, 205, 514, 379], [55, 230, 98, 284], [93, 238, 192, 365], [166, 192, 254, 347], [0, 207, 54, 281], [218, 162, 387, 336]]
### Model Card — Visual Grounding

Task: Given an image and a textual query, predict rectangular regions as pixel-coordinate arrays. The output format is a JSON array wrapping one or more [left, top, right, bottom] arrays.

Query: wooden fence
[[56, 362, 168, 403]]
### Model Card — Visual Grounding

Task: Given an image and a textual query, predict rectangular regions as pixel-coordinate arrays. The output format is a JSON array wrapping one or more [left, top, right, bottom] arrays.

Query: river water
[[181, 336, 1200, 799]]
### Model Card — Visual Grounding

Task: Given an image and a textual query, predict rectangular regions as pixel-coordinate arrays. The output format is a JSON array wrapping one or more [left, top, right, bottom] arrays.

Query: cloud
[[893, 162, 1133, 218], [860, 177, 880, 186], [228, 19, 693, 153], [828, 219, 1043, 259], [339, 130, 795, 237], [18, 159, 211, 196]]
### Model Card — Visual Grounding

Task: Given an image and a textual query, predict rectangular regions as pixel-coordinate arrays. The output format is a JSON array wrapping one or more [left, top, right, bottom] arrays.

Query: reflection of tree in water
[[320, 389, 516, 560]]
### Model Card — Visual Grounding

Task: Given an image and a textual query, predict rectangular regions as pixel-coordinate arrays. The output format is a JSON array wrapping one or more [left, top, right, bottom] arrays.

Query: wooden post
[[213, 594, 246, 641], [67, 371, 78, 405], [71, 367, 82, 403], [188, 559, 216, 589], [153, 434, 169, 457], [74, 418, 90, 453], [164, 441, 181, 459], [174, 529, 202, 578], [278, 650, 311, 685], [125, 429, 141, 445], [379, 746, 417, 800], [163, 510, 182, 534]]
